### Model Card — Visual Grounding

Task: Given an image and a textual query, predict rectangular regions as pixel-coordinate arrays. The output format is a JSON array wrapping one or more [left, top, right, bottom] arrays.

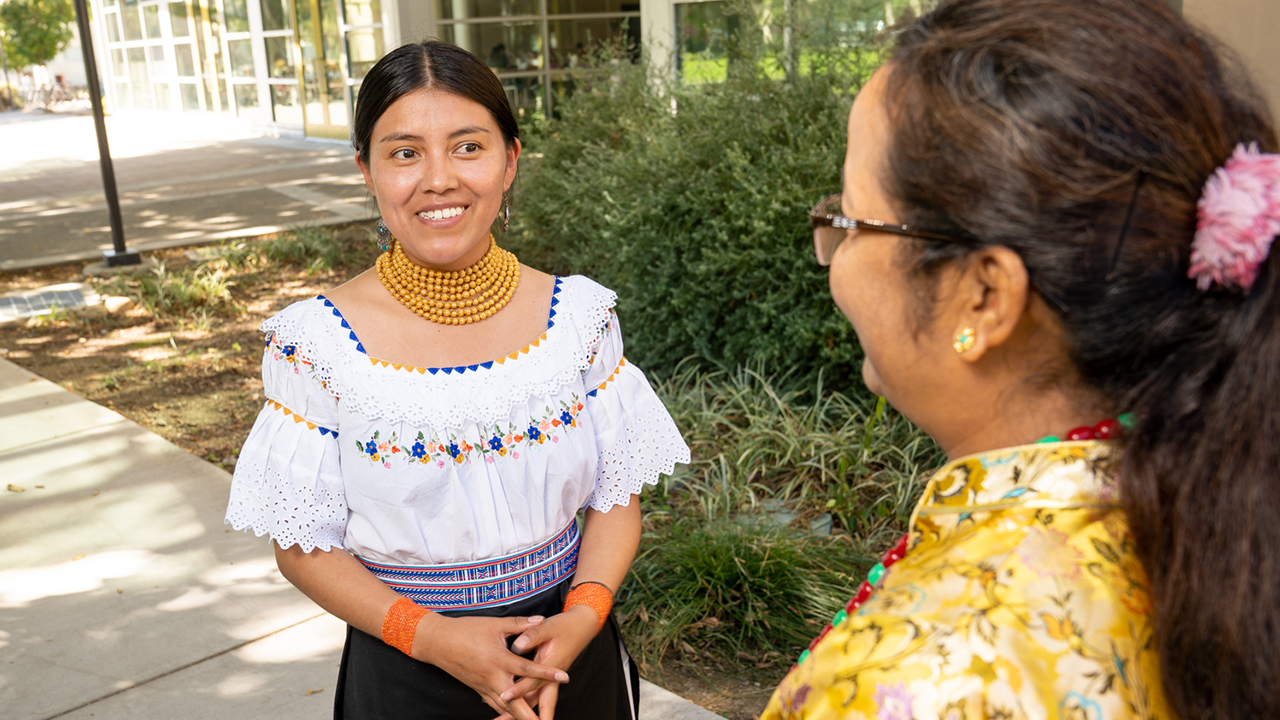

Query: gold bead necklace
[[375, 236, 521, 325]]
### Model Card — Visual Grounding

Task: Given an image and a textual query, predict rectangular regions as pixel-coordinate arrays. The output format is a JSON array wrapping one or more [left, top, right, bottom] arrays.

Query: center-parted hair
[[883, 0, 1280, 717], [351, 40, 520, 166]]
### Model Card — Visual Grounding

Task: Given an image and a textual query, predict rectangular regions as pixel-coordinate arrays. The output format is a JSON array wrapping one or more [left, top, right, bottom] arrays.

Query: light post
[[72, 0, 139, 267], [0, 32, 12, 110]]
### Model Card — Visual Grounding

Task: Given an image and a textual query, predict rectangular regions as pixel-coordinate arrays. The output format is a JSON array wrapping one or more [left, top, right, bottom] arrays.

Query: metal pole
[[73, 0, 139, 266], [0, 35, 12, 110]]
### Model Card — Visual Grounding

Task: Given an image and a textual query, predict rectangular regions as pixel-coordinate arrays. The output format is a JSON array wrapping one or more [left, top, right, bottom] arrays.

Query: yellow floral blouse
[[763, 441, 1172, 720]]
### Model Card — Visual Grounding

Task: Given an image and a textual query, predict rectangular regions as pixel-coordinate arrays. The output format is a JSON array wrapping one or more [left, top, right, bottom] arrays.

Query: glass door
[[295, 0, 348, 138]]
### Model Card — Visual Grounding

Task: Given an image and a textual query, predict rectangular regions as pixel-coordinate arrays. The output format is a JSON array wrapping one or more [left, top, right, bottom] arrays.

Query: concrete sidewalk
[[0, 358, 720, 720], [0, 110, 376, 271]]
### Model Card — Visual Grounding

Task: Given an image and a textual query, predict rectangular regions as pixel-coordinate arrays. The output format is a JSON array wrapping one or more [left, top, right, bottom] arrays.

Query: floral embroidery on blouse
[[763, 442, 1172, 720], [266, 333, 335, 393], [357, 395, 587, 469]]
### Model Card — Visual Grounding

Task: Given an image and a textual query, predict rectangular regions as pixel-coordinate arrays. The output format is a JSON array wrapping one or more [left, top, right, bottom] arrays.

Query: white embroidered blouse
[[225, 275, 690, 566]]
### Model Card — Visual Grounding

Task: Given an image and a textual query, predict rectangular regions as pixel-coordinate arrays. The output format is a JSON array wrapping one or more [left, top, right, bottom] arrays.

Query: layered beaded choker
[[375, 236, 521, 325], [792, 417, 1134, 670]]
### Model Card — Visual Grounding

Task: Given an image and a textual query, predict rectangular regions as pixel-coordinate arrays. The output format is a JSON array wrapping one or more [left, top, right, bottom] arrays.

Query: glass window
[[105, 11, 122, 42], [441, 21, 542, 72], [344, 0, 379, 25], [260, 0, 290, 30], [233, 83, 259, 110], [149, 45, 169, 77], [435, 0, 538, 21], [174, 43, 196, 75], [103, 0, 117, 7], [127, 47, 154, 108], [111, 49, 126, 76], [170, 2, 190, 36], [143, 5, 162, 38], [115, 82, 131, 106], [154, 83, 172, 109], [265, 36, 295, 78], [675, 1, 735, 84], [227, 38, 255, 77], [223, 0, 250, 32], [271, 83, 302, 123], [345, 29, 383, 79], [544, 0, 635, 13], [180, 82, 201, 109], [546, 16, 635, 69], [122, 7, 144, 40]]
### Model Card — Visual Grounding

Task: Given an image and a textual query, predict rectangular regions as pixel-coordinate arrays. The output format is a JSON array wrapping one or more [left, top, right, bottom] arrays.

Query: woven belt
[[358, 521, 580, 611]]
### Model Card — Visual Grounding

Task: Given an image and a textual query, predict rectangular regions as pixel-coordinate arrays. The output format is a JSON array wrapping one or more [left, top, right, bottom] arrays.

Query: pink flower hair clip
[[1189, 143, 1280, 291]]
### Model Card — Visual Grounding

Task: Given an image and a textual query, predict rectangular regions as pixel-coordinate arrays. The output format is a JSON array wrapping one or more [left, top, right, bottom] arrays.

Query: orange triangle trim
[[391, 363, 403, 371]]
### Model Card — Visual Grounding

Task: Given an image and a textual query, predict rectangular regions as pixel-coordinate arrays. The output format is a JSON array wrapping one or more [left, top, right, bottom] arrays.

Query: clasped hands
[[411, 605, 601, 720]]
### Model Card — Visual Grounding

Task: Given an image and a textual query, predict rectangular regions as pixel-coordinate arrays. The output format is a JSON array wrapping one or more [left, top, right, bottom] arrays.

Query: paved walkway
[[0, 109, 375, 271], [0, 357, 720, 720]]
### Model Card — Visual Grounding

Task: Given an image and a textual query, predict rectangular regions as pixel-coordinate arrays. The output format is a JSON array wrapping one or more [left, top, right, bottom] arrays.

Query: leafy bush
[[622, 368, 941, 670], [656, 365, 941, 541], [223, 223, 379, 273], [620, 519, 870, 669], [509, 7, 896, 394], [98, 261, 233, 324]]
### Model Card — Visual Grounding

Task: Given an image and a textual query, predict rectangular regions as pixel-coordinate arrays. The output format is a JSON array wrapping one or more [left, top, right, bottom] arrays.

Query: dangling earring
[[375, 219, 393, 252], [502, 193, 511, 238], [953, 327, 976, 354]]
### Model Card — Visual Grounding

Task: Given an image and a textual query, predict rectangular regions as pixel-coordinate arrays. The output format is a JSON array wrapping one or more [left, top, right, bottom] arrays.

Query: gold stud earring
[[953, 327, 976, 354]]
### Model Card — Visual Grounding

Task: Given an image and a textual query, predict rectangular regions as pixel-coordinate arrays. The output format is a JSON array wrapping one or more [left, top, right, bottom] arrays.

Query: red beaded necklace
[[791, 415, 1133, 669]]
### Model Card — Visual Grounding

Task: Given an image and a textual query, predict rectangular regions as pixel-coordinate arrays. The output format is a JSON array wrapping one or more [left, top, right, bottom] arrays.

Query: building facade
[[87, 0, 664, 137], [84, 0, 1279, 140]]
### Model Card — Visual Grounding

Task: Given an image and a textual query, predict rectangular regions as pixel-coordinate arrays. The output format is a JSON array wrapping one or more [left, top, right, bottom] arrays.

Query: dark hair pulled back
[[352, 40, 519, 166], [884, 0, 1280, 717]]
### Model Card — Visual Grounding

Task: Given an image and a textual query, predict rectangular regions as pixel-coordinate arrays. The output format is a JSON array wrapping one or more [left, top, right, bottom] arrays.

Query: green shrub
[[99, 261, 233, 322], [622, 368, 941, 669], [620, 519, 870, 670], [655, 365, 941, 542], [509, 9, 896, 394], [223, 224, 379, 273]]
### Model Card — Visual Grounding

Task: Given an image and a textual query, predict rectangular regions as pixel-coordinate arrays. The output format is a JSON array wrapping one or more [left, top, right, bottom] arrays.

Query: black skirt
[[334, 578, 638, 720]]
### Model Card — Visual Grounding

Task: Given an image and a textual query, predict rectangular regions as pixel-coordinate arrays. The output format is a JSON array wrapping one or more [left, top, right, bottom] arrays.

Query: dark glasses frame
[[809, 194, 1070, 313]]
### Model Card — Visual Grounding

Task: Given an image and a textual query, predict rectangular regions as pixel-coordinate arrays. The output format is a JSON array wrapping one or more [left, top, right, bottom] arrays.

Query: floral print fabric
[[764, 442, 1171, 720]]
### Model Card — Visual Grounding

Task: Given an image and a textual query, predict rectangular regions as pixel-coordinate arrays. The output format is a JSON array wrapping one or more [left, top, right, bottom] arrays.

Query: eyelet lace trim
[[585, 372, 692, 513], [259, 275, 619, 428]]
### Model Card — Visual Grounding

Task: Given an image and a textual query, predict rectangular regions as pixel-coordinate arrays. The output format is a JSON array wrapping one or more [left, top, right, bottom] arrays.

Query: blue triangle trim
[[550, 296, 560, 307], [428, 367, 439, 375], [481, 361, 494, 370], [443, 367, 453, 374], [468, 364, 479, 372], [587, 389, 599, 397], [356, 343, 365, 353]]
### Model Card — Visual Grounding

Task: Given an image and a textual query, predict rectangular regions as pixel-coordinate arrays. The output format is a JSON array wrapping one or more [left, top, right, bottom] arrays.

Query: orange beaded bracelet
[[563, 581, 613, 632], [382, 596, 431, 656]]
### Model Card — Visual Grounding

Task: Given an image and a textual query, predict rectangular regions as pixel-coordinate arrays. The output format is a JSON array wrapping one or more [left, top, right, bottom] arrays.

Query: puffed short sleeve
[[581, 310, 691, 512], [224, 306, 346, 552]]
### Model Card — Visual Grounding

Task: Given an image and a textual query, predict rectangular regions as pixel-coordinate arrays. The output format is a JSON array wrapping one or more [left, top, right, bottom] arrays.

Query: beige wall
[[1183, 0, 1280, 125]]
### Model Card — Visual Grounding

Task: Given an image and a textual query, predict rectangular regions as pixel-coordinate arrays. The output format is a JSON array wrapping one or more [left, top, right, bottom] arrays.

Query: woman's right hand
[[412, 612, 569, 720]]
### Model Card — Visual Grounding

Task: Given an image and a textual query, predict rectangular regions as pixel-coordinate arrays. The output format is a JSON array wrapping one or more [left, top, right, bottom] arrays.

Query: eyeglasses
[[810, 194, 962, 267], [809, 194, 1070, 313]]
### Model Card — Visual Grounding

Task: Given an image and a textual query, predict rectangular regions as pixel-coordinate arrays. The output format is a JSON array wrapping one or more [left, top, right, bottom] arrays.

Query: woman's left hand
[[492, 605, 601, 720]]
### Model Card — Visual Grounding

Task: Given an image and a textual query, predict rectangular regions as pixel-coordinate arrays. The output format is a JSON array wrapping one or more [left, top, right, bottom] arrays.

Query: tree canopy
[[0, 0, 76, 69]]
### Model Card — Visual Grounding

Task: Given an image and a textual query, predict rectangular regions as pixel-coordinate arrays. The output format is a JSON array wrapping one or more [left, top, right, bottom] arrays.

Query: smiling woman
[[222, 40, 690, 720]]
